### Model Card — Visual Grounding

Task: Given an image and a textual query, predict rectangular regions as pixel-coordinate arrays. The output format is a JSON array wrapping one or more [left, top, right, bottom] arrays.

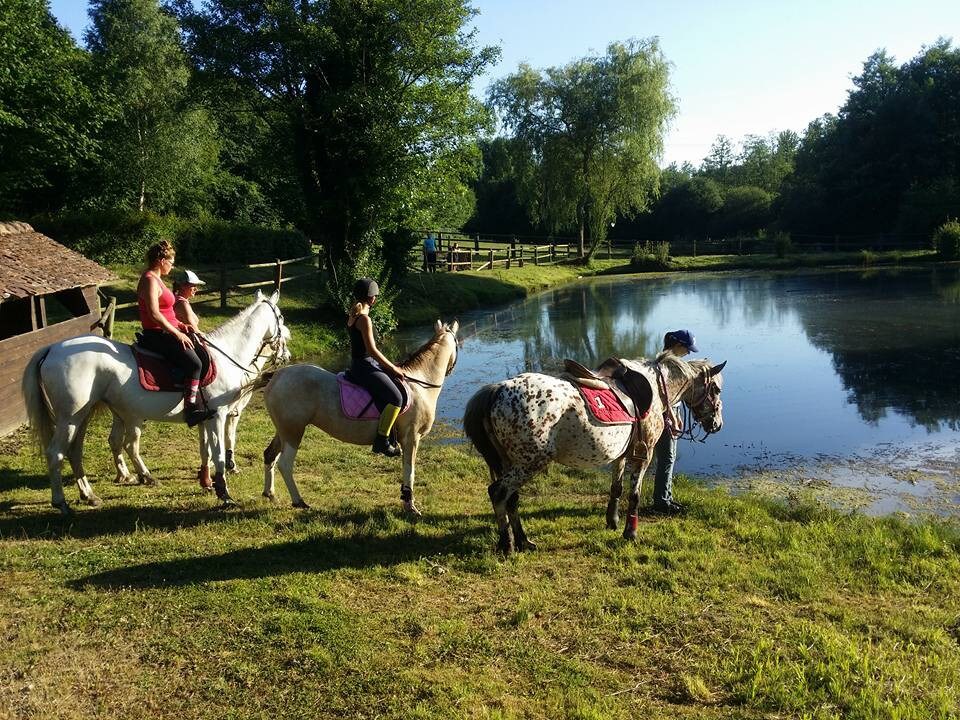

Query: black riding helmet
[[353, 277, 380, 301]]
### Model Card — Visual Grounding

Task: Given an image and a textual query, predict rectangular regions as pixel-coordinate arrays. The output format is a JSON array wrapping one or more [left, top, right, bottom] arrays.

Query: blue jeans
[[653, 429, 676, 505]]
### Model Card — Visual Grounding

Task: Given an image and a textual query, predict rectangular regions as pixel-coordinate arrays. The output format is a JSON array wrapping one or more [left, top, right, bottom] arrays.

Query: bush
[[772, 232, 792, 258], [932, 219, 960, 261], [631, 240, 671, 271], [31, 211, 310, 265]]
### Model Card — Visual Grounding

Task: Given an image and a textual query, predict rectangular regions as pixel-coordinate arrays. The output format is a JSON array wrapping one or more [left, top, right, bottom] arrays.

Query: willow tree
[[489, 39, 674, 258]]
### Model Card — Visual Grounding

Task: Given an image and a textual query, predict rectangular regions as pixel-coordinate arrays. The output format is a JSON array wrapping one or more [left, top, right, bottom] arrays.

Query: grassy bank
[[2, 404, 959, 719], [606, 249, 938, 275]]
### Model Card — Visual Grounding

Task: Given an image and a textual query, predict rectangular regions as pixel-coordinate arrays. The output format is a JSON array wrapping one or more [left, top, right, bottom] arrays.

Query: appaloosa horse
[[22, 290, 290, 513], [262, 320, 459, 516], [463, 353, 725, 554]]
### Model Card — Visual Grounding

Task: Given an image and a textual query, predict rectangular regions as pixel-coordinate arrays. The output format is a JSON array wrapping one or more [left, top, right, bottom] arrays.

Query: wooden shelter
[[0, 221, 118, 436]]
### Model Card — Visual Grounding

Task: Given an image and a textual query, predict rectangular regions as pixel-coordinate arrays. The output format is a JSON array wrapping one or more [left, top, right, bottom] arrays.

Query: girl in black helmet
[[347, 278, 406, 456]]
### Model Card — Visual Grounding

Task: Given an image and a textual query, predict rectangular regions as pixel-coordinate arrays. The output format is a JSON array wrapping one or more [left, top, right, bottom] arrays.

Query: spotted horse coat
[[463, 353, 725, 554]]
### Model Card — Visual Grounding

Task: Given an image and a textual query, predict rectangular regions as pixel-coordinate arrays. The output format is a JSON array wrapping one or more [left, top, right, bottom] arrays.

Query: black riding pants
[[139, 328, 203, 383], [350, 357, 402, 411]]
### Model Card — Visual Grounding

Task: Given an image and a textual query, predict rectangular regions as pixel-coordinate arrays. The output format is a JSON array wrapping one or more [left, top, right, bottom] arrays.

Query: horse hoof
[[403, 503, 422, 521], [292, 500, 311, 510], [138, 474, 156, 486], [53, 502, 72, 516], [517, 539, 537, 552], [606, 516, 619, 530], [214, 499, 237, 510], [496, 529, 514, 556], [622, 529, 637, 541], [262, 492, 276, 502], [85, 495, 103, 507]]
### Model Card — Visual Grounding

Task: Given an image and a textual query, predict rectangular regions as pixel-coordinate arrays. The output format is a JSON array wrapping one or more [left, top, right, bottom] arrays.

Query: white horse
[[463, 353, 725, 554], [22, 290, 290, 514], [262, 320, 459, 516]]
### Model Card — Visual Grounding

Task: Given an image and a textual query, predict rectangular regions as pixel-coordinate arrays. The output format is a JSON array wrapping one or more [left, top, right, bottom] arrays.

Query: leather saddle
[[562, 357, 654, 420], [132, 333, 217, 392]]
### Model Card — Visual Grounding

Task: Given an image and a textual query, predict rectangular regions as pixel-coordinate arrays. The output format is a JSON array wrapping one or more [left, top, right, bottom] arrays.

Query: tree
[[0, 0, 99, 216], [86, 0, 220, 214], [715, 185, 773, 237], [700, 135, 736, 185], [177, 0, 498, 271], [489, 39, 674, 259]]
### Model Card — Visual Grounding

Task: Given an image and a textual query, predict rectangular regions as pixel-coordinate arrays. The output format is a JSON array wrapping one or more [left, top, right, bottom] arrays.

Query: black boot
[[372, 434, 401, 457], [184, 402, 217, 428]]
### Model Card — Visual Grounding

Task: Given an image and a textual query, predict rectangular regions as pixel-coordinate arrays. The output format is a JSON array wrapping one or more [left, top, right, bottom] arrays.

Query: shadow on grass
[[72, 522, 489, 589], [0, 466, 49, 492]]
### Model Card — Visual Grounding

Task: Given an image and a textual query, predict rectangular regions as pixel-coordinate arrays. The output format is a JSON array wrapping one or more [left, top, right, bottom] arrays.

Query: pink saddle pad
[[576, 385, 636, 425], [337, 373, 411, 420]]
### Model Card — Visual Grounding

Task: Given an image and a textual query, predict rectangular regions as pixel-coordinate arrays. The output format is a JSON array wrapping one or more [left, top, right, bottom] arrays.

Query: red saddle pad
[[576, 385, 636, 425], [337, 373, 411, 420], [134, 346, 217, 392]]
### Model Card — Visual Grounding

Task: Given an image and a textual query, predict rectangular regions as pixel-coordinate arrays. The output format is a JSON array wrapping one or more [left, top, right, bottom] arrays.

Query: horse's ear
[[255, 289, 263, 302], [435, 319, 443, 334], [450, 319, 459, 335], [709, 360, 727, 376], [269, 289, 280, 304]]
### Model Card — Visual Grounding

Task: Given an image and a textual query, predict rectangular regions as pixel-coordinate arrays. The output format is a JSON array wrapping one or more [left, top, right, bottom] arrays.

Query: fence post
[[103, 296, 117, 338], [518, 245, 524, 267], [534, 246, 540, 266], [273, 259, 283, 290], [474, 233, 480, 251], [551, 238, 557, 262], [692, 237, 697, 258], [219, 262, 228, 309], [511, 235, 517, 260], [489, 249, 494, 270]]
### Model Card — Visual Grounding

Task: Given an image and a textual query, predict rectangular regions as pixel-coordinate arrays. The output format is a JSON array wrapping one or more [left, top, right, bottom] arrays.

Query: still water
[[373, 267, 960, 512]]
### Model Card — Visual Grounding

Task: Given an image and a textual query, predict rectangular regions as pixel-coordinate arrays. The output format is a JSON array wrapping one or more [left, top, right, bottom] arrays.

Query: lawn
[[2, 398, 959, 719]]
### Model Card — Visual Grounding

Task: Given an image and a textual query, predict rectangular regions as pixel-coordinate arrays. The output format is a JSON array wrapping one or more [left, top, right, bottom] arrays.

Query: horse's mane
[[654, 350, 700, 384], [399, 329, 446, 375], [206, 298, 263, 340]]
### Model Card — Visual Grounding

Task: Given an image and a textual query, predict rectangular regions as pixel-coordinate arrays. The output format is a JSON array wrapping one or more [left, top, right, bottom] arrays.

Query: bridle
[[655, 362, 723, 441], [199, 300, 289, 377], [403, 328, 458, 389]]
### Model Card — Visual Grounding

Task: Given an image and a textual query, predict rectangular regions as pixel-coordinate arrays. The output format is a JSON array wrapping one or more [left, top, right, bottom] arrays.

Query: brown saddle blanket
[[562, 357, 653, 419]]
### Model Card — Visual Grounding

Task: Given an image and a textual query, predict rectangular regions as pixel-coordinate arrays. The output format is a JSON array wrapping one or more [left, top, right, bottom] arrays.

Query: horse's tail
[[22, 346, 54, 453], [463, 384, 504, 479]]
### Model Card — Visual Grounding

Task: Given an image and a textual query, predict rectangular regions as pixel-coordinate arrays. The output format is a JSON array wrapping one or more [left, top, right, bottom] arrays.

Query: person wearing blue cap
[[653, 329, 699, 515]]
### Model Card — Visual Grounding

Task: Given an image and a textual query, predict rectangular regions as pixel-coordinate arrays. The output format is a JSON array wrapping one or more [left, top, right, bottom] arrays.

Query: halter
[[403, 328, 458, 389], [655, 362, 722, 440]]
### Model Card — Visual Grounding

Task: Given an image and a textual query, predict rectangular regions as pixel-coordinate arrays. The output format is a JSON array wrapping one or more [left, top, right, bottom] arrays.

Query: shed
[[0, 221, 118, 436]]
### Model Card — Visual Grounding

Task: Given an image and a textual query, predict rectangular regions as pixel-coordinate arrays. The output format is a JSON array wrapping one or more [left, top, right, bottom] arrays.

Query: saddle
[[561, 357, 654, 423], [336, 372, 411, 420], [132, 334, 217, 393]]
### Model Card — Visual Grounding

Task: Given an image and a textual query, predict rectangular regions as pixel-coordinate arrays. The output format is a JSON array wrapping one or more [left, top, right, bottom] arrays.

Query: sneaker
[[651, 500, 687, 516]]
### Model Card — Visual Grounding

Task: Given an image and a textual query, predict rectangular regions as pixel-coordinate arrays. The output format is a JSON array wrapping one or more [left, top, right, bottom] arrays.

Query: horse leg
[[507, 490, 536, 552], [123, 424, 154, 485], [224, 408, 240, 473], [68, 412, 101, 507], [488, 479, 513, 555], [400, 434, 421, 520], [275, 427, 308, 509], [623, 460, 651, 541], [208, 415, 235, 506], [262, 433, 282, 501], [606, 456, 626, 530], [197, 424, 212, 491], [47, 419, 80, 514], [109, 413, 133, 484]]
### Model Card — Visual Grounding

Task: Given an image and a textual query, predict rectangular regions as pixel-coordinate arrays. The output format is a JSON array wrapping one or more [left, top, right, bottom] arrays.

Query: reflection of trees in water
[[786, 269, 960, 430]]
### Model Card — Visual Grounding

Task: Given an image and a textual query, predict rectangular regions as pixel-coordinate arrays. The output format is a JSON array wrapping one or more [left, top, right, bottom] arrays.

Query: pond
[[363, 266, 960, 515]]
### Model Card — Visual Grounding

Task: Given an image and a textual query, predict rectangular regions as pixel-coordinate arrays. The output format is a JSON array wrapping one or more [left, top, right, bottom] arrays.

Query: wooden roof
[[0, 222, 118, 301]]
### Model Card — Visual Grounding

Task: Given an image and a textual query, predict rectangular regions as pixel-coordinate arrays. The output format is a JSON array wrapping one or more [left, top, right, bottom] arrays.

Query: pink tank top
[[139, 273, 178, 330]]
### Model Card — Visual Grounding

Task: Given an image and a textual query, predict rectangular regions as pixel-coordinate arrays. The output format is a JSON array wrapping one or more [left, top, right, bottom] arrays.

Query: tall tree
[[177, 0, 498, 270], [86, 0, 220, 214], [0, 0, 99, 216], [489, 39, 674, 258]]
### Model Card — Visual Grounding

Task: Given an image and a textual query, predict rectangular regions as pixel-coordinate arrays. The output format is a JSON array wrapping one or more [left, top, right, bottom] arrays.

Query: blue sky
[[50, 0, 959, 166]]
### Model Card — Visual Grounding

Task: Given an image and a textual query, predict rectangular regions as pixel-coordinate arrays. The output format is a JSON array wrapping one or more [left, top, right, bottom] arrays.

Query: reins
[[400, 329, 458, 389]]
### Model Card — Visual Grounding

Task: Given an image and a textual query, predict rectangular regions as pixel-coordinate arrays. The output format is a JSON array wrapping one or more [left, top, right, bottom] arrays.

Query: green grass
[[2, 403, 960, 719]]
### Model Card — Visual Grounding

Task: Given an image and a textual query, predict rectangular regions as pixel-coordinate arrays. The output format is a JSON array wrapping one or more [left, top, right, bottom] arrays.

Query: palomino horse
[[22, 290, 290, 513], [463, 353, 725, 554], [262, 320, 459, 516]]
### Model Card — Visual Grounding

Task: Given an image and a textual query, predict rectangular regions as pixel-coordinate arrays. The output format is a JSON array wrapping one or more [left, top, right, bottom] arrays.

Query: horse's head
[[684, 360, 725, 434], [256, 289, 292, 367], [434, 319, 460, 377]]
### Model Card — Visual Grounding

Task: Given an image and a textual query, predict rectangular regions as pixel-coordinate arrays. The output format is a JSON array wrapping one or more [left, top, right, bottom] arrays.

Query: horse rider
[[173, 268, 205, 330], [347, 278, 406, 457], [136, 241, 217, 428], [652, 329, 699, 515]]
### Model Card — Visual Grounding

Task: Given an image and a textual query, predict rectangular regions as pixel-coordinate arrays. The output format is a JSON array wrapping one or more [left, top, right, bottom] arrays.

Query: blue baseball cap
[[665, 329, 698, 352]]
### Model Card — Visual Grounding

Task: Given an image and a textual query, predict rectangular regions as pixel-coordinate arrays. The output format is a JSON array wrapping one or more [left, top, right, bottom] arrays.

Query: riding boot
[[373, 404, 402, 457], [184, 401, 216, 428]]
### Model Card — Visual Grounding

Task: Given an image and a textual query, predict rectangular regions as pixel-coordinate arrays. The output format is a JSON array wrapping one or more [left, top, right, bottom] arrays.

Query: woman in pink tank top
[[136, 241, 215, 427]]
